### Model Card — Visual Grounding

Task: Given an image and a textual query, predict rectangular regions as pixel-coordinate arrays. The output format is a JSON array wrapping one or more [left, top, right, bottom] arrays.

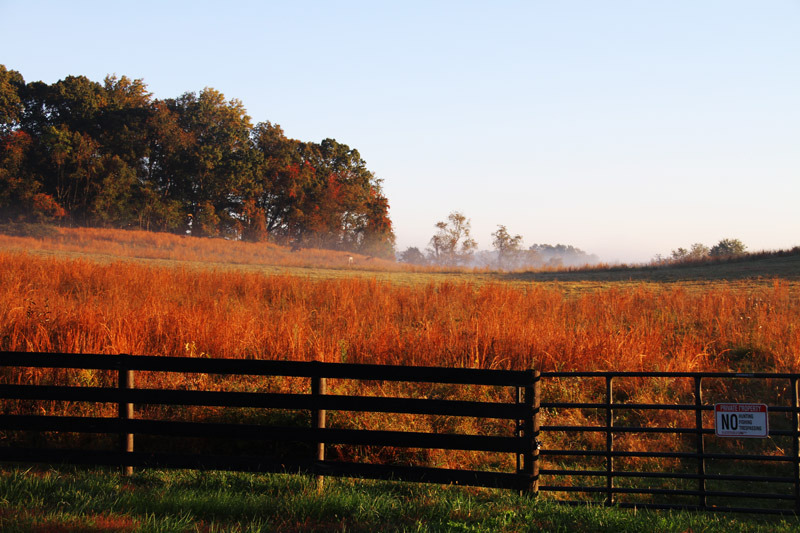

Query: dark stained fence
[[0, 352, 537, 491]]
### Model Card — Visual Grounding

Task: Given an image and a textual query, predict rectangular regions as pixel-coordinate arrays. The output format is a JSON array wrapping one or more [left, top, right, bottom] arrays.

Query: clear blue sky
[[3, 0, 798, 262]]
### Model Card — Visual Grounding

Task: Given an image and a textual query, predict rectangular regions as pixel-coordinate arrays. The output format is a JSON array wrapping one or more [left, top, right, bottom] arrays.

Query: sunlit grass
[[1, 467, 796, 532], [2, 246, 797, 371], [4, 224, 797, 290]]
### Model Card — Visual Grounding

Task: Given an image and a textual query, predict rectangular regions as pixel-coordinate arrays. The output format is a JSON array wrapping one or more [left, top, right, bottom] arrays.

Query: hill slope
[[1, 224, 797, 287], [506, 250, 800, 283]]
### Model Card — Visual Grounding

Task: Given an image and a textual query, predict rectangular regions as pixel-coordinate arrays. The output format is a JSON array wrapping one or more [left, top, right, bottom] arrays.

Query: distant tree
[[529, 243, 599, 267], [670, 243, 713, 262], [99, 74, 153, 169], [491, 225, 523, 269], [710, 238, 746, 257], [358, 186, 395, 258], [166, 88, 254, 236], [91, 154, 139, 226], [427, 211, 477, 266], [42, 75, 107, 138], [398, 246, 426, 265], [249, 121, 309, 239], [0, 128, 66, 223], [39, 123, 104, 223], [671, 247, 688, 261], [668, 240, 746, 262], [194, 200, 221, 237], [239, 197, 268, 242], [688, 243, 710, 260]]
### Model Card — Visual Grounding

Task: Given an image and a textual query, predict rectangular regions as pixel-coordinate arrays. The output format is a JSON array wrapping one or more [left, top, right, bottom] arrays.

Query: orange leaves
[[31, 193, 66, 220], [0, 129, 32, 158]]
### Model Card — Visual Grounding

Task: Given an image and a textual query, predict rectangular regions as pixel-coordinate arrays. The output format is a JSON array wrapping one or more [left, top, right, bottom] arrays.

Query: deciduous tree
[[398, 246, 426, 265], [0, 65, 24, 134], [710, 238, 746, 257], [0, 66, 396, 255], [492, 224, 523, 269], [427, 211, 477, 266]]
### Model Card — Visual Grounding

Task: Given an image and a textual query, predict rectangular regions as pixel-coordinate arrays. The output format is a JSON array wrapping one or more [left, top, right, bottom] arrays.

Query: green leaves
[[0, 65, 24, 134]]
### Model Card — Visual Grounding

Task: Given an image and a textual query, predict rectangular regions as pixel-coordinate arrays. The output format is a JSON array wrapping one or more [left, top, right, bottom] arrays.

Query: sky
[[2, 0, 798, 263]]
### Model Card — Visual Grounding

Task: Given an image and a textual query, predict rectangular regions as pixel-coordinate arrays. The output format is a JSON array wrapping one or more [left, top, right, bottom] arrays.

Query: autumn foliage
[[0, 65, 395, 257]]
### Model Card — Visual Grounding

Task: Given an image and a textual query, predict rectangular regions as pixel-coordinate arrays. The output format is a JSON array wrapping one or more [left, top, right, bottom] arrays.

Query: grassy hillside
[[1, 224, 798, 290]]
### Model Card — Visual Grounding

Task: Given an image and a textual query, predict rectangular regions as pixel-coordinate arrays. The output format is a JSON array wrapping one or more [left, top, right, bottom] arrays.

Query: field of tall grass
[[2, 238, 798, 447], [1, 227, 799, 522], [2, 246, 797, 373], [0, 224, 401, 271]]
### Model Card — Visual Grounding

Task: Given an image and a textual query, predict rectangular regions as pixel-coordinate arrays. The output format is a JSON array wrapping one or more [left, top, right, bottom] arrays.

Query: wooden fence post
[[118, 355, 134, 477], [522, 369, 540, 495], [532, 370, 541, 494], [311, 372, 327, 492]]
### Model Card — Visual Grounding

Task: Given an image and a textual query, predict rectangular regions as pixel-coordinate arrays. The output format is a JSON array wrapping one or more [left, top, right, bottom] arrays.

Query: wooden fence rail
[[0, 352, 538, 492]]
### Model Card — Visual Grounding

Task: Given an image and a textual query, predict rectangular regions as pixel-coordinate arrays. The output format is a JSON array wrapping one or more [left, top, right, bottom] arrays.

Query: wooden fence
[[0, 351, 538, 491], [2, 352, 800, 515]]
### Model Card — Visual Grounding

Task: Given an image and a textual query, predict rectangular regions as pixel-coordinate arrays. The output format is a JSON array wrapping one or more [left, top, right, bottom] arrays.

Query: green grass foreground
[[1, 468, 798, 532]]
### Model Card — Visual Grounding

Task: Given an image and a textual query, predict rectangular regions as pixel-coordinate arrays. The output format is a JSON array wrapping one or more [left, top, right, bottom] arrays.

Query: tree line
[[0, 66, 395, 257], [653, 238, 748, 265], [399, 211, 599, 269]]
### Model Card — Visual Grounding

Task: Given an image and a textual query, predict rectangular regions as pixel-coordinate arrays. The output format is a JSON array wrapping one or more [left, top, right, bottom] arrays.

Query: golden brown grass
[[2, 228, 799, 477], [2, 249, 797, 372], [0, 225, 401, 270]]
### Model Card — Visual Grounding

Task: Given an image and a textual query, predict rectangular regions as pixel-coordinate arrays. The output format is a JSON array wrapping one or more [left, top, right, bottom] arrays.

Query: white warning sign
[[714, 403, 768, 438]]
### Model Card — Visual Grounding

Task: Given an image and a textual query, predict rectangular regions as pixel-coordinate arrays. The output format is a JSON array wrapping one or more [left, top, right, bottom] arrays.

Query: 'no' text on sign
[[714, 403, 768, 438]]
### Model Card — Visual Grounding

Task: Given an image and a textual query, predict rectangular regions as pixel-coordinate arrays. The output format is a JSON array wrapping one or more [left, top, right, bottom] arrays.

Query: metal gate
[[537, 371, 800, 515]]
